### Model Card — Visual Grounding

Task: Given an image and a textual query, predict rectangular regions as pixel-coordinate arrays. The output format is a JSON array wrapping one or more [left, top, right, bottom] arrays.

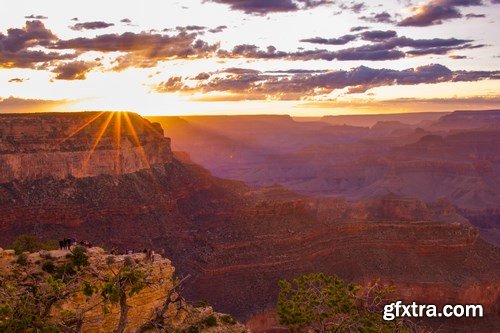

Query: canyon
[[0, 111, 499, 332], [148, 110, 500, 246]]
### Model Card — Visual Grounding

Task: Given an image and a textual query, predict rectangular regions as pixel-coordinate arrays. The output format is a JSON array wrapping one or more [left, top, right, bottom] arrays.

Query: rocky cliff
[[0, 246, 248, 332], [0, 112, 172, 183]]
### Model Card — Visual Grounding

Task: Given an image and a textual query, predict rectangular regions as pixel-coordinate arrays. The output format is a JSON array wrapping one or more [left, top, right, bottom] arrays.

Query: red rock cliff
[[0, 112, 172, 183]]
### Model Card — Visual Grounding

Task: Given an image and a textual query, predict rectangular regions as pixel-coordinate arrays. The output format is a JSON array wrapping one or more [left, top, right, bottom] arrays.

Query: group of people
[[58, 237, 93, 250], [58, 237, 77, 250], [60, 238, 162, 263]]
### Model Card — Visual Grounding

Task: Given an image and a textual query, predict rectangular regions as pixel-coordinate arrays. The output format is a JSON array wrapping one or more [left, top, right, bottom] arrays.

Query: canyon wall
[[0, 112, 172, 183]]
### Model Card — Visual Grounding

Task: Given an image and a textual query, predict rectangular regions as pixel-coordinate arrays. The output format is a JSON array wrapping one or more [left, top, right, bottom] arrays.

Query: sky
[[0, 0, 499, 116]]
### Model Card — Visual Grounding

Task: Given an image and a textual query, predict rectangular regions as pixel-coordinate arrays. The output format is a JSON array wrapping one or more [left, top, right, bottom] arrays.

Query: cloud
[[360, 30, 398, 41], [0, 96, 68, 113], [155, 76, 185, 92], [51, 31, 219, 70], [398, 0, 483, 26], [339, 1, 367, 13], [206, 0, 334, 14], [300, 34, 357, 45], [8, 78, 28, 83], [465, 13, 486, 18], [219, 67, 262, 74], [221, 30, 482, 61], [208, 25, 228, 33], [154, 64, 499, 100], [52, 61, 95, 80], [0, 20, 76, 69], [25, 14, 48, 19], [360, 11, 395, 23], [350, 26, 369, 32], [217, 42, 406, 61], [192, 72, 211, 80], [70, 21, 115, 31], [120, 18, 132, 23], [175, 25, 207, 32], [1, 20, 56, 52]]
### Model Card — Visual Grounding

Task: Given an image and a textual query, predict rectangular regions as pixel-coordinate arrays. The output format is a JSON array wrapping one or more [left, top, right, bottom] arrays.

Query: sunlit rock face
[[0, 248, 249, 333], [0, 112, 172, 183]]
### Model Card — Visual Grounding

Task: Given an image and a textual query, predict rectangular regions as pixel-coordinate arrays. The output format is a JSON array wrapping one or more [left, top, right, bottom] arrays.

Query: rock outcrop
[[0, 247, 248, 332], [0, 112, 172, 183]]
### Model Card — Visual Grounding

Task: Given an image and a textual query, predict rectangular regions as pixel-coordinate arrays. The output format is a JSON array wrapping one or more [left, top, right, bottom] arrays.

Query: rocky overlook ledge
[[0, 246, 248, 332], [0, 112, 172, 183]]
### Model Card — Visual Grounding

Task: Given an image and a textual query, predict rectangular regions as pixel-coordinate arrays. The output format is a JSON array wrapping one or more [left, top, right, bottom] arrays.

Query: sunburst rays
[[59, 111, 106, 145], [57, 111, 162, 182]]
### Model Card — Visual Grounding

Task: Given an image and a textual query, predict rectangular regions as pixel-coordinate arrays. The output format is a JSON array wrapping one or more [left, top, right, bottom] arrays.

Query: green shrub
[[186, 325, 199, 333], [53, 263, 76, 280], [105, 256, 115, 265], [15, 253, 28, 266], [220, 314, 237, 325], [70, 246, 89, 268], [195, 299, 209, 308], [8, 234, 57, 254], [277, 273, 410, 332], [41, 261, 55, 273], [201, 314, 217, 327]]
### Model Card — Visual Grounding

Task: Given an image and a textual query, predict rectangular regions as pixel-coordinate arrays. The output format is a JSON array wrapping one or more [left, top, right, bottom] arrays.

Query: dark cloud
[[0, 20, 76, 69], [300, 34, 357, 45], [176, 25, 207, 32], [185, 25, 207, 31], [1, 20, 56, 52], [221, 30, 482, 61], [360, 30, 398, 41], [465, 13, 486, 18], [25, 14, 48, 19], [350, 26, 369, 32], [330, 46, 405, 61], [208, 25, 228, 33], [360, 11, 395, 23], [51, 31, 219, 70], [8, 78, 28, 83], [70, 21, 115, 31], [154, 64, 500, 100], [219, 67, 262, 74], [192, 72, 211, 80], [219, 43, 390, 61], [52, 61, 95, 80], [206, 0, 334, 14], [120, 18, 132, 23], [398, 0, 483, 26]]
